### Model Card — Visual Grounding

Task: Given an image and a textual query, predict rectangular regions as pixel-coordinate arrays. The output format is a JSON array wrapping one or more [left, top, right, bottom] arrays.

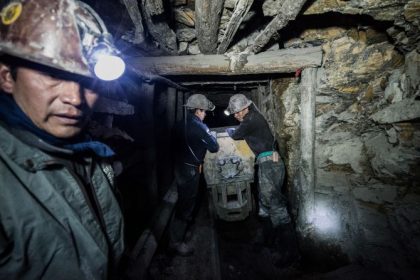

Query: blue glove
[[226, 128, 236, 137], [209, 130, 217, 139]]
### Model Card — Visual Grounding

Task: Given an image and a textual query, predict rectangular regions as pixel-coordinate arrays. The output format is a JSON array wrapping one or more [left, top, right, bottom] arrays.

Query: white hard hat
[[225, 94, 252, 115], [185, 94, 215, 111]]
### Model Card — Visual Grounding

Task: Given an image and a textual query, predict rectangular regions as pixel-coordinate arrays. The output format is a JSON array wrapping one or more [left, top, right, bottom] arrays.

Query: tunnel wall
[[91, 82, 185, 248], [264, 27, 420, 275]]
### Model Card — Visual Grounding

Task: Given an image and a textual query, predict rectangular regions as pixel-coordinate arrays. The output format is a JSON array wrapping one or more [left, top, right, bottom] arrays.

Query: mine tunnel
[[113, 61, 419, 280], [1, 0, 419, 279], [57, 0, 420, 279], [111, 61, 420, 279]]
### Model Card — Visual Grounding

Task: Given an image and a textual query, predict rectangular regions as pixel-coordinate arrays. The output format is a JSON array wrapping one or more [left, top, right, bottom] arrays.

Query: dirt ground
[[146, 188, 397, 280]]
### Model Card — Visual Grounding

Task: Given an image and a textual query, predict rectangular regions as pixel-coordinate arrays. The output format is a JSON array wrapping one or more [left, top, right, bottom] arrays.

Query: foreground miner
[[169, 94, 219, 256], [225, 94, 299, 266], [0, 0, 125, 278]]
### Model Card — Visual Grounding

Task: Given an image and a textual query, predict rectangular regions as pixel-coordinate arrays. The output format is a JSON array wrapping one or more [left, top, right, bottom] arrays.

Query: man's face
[[0, 64, 99, 138], [234, 107, 248, 122], [195, 109, 206, 121]]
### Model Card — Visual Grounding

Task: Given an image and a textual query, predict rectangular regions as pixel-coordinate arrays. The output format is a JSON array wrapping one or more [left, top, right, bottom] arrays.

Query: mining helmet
[[0, 0, 125, 81], [185, 94, 215, 111], [224, 94, 252, 115]]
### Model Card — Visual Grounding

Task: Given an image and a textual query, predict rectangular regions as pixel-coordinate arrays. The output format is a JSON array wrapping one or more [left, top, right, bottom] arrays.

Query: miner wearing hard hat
[[0, 0, 125, 279], [169, 94, 219, 256], [225, 93, 299, 266]]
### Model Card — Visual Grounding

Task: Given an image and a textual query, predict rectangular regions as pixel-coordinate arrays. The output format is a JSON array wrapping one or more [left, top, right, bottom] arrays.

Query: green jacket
[[0, 123, 125, 280]]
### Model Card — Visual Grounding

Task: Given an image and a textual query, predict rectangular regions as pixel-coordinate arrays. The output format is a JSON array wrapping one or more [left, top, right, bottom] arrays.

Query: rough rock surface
[[269, 17, 420, 276]]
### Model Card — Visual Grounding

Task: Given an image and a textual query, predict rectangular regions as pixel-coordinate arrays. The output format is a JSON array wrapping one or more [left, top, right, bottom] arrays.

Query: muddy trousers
[[170, 163, 200, 244], [257, 159, 291, 227]]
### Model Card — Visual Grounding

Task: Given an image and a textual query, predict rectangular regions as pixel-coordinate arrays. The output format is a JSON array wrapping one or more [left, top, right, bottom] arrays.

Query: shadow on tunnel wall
[[110, 84, 177, 249]]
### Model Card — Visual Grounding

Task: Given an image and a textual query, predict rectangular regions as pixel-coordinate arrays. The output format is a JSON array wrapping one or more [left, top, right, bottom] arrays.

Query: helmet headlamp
[[76, 2, 125, 81], [88, 38, 125, 81], [0, 0, 125, 80]]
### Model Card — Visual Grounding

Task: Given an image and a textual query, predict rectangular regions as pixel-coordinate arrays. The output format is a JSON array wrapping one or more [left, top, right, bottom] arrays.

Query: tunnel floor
[[147, 186, 305, 280], [146, 186, 392, 280], [214, 213, 303, 279]]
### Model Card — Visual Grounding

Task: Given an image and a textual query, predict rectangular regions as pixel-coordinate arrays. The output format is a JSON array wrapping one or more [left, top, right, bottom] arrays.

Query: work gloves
[[226, 127, 235, 137], [210, 130, 217, 139]]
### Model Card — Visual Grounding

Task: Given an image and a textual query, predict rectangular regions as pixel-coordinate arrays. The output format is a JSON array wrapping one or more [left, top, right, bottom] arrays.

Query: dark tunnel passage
[[111, 67, 420, 279], [113, 86, 309, 279], [103, 56, 420, 278], [114, 85, 376, 280], [143, 88, 306, 280]]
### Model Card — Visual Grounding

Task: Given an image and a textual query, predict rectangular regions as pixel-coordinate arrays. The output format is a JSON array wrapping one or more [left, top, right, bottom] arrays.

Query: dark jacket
[[174, 113, 219, 166], [0, 122, 124, 280], [230, 108, 275, 156]]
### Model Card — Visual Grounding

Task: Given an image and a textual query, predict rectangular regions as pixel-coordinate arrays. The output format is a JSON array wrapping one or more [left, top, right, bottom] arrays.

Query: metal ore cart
[[203, 127, 255, 221]]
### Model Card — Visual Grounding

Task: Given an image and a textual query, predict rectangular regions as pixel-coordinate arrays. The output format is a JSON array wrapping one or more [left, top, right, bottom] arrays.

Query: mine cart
[[203, 127, 255, 221]]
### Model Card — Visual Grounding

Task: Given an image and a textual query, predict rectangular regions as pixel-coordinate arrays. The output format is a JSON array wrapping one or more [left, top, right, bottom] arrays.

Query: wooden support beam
[[217, 0, 254, 54], [122, 0, 145, 44], [195, 0, 224, 54], [130, 46, 322, 75], [297, 67, 317, 235], [246, 0, 307, 54], [141, 0, 178, 54], [145, 0, 164, 16], [180, 80, 269, 86], [179, 83, 269, 91]]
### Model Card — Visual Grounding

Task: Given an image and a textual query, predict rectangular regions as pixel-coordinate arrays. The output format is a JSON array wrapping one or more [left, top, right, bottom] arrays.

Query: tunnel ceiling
[[85, 0, 419, 91]]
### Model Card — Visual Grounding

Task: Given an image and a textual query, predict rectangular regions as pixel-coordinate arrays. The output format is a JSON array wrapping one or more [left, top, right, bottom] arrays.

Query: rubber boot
[[168, 218, 194, 256]]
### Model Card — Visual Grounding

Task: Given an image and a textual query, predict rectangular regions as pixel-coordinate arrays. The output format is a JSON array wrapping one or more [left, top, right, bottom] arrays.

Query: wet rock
[[363, 131, 420, 178], [319, 36, 403, 94], [352, 182, 398, 204], [176, 27, 196, 42], [370, 99, 420, 123], [318, 133, 364, 173], [174, 7, 195, 27], [188, 43, 200, 54], [405, 50, 420, 92], [178, 41, 188, 54], [385, 127, 398, 144]]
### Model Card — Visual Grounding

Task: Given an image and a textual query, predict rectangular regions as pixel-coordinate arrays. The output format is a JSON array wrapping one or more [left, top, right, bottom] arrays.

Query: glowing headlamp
[[76, 2, 125, 81], [224, 109, 230, 116], [88, 39, 125, 81]]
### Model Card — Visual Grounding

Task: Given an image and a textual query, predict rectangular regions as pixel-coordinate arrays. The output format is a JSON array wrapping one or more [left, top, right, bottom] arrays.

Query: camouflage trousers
[[257, 159, 291, 227]]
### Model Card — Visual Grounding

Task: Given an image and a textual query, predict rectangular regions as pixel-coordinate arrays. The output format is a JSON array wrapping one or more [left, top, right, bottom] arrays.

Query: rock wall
[[267, 4, 420, 276]]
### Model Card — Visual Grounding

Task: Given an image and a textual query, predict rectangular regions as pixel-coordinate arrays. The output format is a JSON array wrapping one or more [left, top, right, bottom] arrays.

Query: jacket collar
[[0, 121, 73, 171]]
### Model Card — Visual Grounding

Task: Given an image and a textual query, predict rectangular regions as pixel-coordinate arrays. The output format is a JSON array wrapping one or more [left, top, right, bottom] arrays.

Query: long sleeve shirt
[[230, 108, 275, 156], [174, 113, 219, 166]]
